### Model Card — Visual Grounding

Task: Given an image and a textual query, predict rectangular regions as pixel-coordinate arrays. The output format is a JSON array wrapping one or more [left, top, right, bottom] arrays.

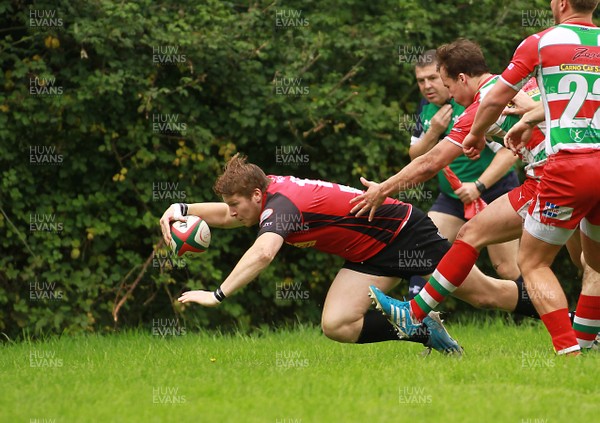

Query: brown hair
[[570, 0, 599, 13], [436, 39, 489, 79], [213, 153, 270, 197]]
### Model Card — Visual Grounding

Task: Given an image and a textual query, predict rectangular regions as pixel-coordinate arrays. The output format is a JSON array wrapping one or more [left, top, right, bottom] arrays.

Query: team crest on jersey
[[260, 208, 274, 226]]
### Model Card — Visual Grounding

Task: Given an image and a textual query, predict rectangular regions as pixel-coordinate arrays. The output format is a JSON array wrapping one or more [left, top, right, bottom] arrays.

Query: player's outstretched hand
[[349, 177, 384, 222], [160, 203, 187, 245], [504, 120, 533, 155], [178, 290, 220, 307], [462, 133, 485, 160]]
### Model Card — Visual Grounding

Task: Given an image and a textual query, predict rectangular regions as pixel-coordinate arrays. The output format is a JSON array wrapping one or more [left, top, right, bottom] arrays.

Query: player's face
[[223, 190, 263, 227], [439, 66, 472, 107], [415, 64, 450, 106]]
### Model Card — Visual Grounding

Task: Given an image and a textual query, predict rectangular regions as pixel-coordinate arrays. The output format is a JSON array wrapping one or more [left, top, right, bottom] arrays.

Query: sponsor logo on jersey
[[559, 63, 600, 73], [270, 175, 286, 183], [572, 48, 600, 61], [542, 202, 573, 221], [260, 208, 274, 226], [570, 128, 586, 143]]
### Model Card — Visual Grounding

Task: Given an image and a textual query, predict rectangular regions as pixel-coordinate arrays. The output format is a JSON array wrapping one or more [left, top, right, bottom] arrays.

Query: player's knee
[[321, 316, 355, 343], [465, 293, 497, 310], [321, 317, 343, 341], [455, 223, 484, 249], [582, 246, 600, 273], [586, 259, 600, 275], [493, 261, 520, 280], [517, 253, 535, 275]]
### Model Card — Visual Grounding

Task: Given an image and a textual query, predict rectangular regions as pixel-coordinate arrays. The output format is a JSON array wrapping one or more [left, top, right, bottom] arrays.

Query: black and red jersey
[[257, 175, 412, 262]]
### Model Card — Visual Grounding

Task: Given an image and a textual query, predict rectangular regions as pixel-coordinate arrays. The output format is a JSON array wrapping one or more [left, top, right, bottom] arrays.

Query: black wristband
[[179, 203, 188, 216], [474, 180, 487, 194], [213, 287, 226, 303]]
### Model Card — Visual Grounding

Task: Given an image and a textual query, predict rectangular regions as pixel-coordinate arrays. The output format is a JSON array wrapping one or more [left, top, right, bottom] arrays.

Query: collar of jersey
[[559, 21, 597, 28], [474, 74, 497, 102]]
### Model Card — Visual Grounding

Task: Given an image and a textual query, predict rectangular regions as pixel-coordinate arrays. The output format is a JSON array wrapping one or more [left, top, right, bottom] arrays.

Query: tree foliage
[[0, 0, 584, 338]]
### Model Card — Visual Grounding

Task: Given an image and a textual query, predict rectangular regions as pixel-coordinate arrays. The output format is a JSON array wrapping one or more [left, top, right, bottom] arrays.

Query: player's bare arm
[[160, 202, 244, 244], [187, 203, 245, 229], [350, 139, 462, 220], [463, 81, 518, 159], [504, 103, 545, 154], [455, 147, 518, 204], [178, 232, 284, 306]]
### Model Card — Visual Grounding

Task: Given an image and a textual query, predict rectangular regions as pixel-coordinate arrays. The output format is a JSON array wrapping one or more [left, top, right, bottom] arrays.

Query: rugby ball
[[170, 215, 211, 256]]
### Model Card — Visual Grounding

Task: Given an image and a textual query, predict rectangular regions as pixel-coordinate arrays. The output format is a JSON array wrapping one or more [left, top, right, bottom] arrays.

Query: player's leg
[[321, 269, 454, 350], [581, 219, 600, 273], [520, 152, 600, 354], [324, 207, 463, 353], [452, 192, 526, 312], [518, 230, 579, 354], [573, 218, 600, 349], [408, 192, 465, 299], [486, 239, 520, 280], [411, 210, 462, 300], [321, 268, 400, 343], [480, 171, 522, 279], [518, 232, 565, 317], [574, 261, 600, 349], [411, 193, 525, 320], [565, 229, 583, 273], [452, 266, 519, 312], [369, 192, 542, 339], [428, 211, 464, 243]]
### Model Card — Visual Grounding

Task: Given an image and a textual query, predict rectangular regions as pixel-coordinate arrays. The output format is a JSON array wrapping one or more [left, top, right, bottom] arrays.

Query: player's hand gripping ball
[[170, 216, 211, 256]]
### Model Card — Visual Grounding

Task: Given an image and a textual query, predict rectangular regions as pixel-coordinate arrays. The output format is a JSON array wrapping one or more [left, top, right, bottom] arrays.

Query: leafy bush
[[0, 0, 580, 338]]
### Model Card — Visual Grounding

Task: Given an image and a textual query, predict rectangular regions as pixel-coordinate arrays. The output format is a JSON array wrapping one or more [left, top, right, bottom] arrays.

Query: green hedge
[[0, 0, 582, 338]]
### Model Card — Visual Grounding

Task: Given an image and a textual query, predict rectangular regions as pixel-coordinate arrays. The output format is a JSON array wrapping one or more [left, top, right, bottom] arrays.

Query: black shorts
[[342, 206, 450, 279], [430, 171, 520, 221]]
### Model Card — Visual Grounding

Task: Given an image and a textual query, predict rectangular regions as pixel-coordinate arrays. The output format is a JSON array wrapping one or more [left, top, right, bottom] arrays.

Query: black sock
[[513, 276, 540, 319], [408, 276, 427, 299], [356, 309, 429, 345]]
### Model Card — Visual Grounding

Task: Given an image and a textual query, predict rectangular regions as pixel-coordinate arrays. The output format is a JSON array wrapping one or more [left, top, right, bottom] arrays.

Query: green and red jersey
[[500, 22, 600, 155], [411, 99, 499, 199]]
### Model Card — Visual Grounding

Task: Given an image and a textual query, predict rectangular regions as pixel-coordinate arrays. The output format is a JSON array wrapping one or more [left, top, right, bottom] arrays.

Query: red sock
[[573, 294, 600, 348], [410, 240, 479, 321], [540, 308, 580, 354]]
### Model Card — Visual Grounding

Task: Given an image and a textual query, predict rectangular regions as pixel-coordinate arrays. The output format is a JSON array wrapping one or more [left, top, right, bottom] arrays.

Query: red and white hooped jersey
[[500, 22, 600, 155], [518, 77, 547, 181], [446, 75, 546, 180]]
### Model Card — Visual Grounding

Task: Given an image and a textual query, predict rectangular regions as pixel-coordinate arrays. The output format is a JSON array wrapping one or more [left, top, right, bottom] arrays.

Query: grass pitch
[[1, 318, 598, 423]]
